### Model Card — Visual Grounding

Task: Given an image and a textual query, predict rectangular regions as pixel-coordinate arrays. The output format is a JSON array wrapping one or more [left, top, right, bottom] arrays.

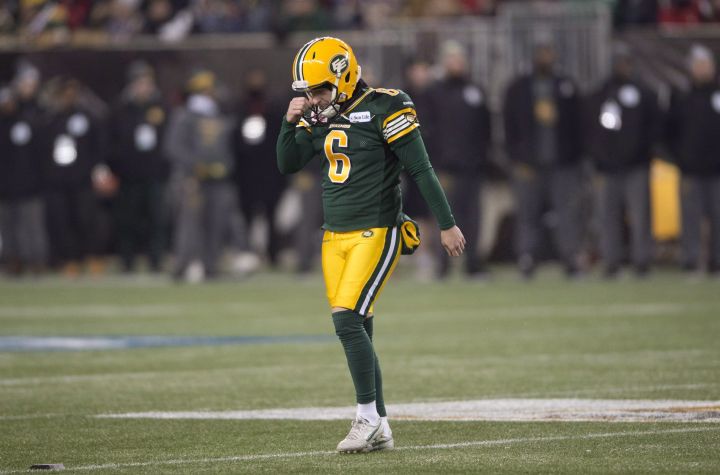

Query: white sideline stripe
[[98, 399, 720, 423], [3, 388, 717, 421], [0, 427, 717, 474]]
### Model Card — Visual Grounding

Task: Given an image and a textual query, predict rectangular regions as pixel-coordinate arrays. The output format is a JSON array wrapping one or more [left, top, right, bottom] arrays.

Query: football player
[[276, 37, 465, 453]]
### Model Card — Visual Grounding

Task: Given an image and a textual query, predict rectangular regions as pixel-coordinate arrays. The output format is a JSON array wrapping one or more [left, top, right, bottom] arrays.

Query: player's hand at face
[[286, 97, 310, 124], [441, 225, 466, 257]]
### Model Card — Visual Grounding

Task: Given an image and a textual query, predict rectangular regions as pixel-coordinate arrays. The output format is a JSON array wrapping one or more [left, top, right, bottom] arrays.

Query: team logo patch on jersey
[[348, 111, 371, 123], [329, 54, 349, 76], [405, 112, 417, 124], [362, 230, 374, 238]]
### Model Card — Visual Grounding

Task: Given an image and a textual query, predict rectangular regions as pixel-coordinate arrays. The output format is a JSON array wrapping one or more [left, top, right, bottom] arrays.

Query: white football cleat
[[336, 418, 382, 453]]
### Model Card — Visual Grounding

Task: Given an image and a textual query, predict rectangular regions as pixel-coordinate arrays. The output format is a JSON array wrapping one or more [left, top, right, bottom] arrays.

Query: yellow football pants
[[321, 226, 402, 316]]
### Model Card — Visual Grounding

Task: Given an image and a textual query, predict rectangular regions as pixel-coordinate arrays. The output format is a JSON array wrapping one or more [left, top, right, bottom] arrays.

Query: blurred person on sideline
[[235, 69, 288, 267], [0, 61, 48, 276], [585, 44, 659, 279], [39, 77, 107, 277], [428, 41, 491, 279], [503, 38, 584, 279], [107, 61, 169, 273], [293, 166, 323, 274], [0, 84, 47, 276], [401, 57, 437, 280], [14, 60, 43, 115], [667, 44, 720, 276], [164, 69, 238, 281]]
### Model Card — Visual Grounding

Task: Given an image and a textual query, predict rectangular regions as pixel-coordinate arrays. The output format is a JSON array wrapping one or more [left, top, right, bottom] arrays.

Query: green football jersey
[[277, 86, 455, 232]]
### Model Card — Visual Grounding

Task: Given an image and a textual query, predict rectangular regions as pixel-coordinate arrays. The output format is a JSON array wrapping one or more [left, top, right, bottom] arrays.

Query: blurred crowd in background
[[2, 33, 720, 282], [3, 0, 720, 46]]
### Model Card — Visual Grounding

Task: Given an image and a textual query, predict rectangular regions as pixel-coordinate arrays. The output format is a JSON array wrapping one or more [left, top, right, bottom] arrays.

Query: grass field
[[1, 267, 719, 473]]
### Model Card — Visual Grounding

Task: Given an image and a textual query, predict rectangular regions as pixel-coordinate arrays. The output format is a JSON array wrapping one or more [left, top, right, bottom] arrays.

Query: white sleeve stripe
[[384, 119, 413, 137], [383, 115, 406, 131], [383, 124, 413, 141], [383, 118, 413, 137], [384, 116, 413, 134]]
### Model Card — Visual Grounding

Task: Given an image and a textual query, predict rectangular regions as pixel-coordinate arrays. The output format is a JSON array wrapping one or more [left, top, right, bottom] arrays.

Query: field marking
[[3, 388, 718, 422], [0, 335, 332, 352], [410, 302, 711, 319], [0, 301, 711, 320], [509, 383, 718, 398], [99, 399, 720, 423], [0, 426, 717, 474], [0, 304, 185, 319], [0, 302, 287, 319]]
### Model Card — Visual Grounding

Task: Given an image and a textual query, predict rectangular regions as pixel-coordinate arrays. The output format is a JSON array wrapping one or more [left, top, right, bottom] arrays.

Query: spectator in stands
[[106, 0, 144, 40], [40, 77, 106, 277], [614, 0, 658, 27], [278, 0, 331, 33], [0, 1, 16, 33], [658, 0, 701, 24], [503, 37, 584, 279], [108, 61, 169, 273], [142, 0, 175, 34], [192, 0, 242, 33], [586, 44, 659, 278], [164, 69, 238, 281], [18, 0, 72, 43], [235, 69, 287, 267], [428, 41, 491, 279], [667, 44, 720, 276], [0, 85, 47, 276]]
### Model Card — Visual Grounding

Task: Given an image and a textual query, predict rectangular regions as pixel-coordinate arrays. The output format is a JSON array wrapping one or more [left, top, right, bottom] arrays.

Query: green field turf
[[1, 267, 719, 473]]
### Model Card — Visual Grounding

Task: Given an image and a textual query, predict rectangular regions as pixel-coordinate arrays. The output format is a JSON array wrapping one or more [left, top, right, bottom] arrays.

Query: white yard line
[[0, 426, 717, 474], [0, 392, 720, 422], [99, 399, 720, 423]]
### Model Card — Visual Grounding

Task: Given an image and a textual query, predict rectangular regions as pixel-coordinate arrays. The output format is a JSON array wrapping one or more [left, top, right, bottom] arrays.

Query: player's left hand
[[441, 226, 466, 257]]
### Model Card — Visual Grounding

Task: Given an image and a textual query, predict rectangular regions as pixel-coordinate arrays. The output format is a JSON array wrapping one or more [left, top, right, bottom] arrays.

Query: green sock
[[364, 316, 387, 417], [332, 310, 375, 404]]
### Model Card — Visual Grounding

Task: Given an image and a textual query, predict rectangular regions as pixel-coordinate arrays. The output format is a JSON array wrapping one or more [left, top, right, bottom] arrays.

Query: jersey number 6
[[324, 130, 351, 184]]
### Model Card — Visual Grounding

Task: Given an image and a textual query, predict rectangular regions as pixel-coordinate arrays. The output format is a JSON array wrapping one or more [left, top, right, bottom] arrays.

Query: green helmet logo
[[329, 54, 349, 76]]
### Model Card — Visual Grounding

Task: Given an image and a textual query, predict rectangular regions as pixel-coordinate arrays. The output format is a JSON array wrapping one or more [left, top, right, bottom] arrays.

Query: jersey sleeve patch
[[382, 107, 419, 144]]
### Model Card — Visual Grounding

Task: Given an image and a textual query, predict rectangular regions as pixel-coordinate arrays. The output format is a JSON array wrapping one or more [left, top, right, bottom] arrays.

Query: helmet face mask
[[301, 83, 341, 124], [291, 37, 361, 126]]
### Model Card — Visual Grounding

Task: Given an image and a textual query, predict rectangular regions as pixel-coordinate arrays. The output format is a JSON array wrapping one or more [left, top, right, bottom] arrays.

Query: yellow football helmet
[[291, 36, 362, 121]]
